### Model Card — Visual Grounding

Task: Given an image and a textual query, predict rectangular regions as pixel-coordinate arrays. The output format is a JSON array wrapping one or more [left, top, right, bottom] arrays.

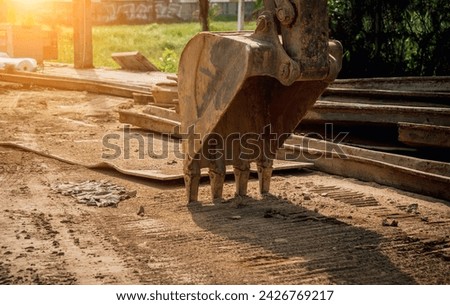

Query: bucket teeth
[[184, 158, 200, 203], [257, 159, 274, 194], [209, 158, 226, 202], [233, 161, 250, 196]]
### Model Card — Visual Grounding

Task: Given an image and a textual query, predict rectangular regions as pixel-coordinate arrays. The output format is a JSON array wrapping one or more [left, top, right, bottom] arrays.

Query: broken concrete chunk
[[137, 206, 145, 217], [51, 180, 135, 207], [382, 218, 399, 227], [406, 203, 419, 214]]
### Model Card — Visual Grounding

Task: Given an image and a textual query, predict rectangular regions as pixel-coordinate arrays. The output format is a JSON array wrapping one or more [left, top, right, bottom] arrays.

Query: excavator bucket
[[178, 0, 343, 203]]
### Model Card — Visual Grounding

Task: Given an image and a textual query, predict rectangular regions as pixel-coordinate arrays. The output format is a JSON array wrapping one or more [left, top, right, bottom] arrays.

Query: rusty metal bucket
[[178, 0, 343, 202]]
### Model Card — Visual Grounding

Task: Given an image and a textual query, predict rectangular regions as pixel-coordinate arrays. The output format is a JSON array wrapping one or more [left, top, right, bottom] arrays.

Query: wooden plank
[[0, 70, 150, 98], [73, 0, 93, 69], [111, 51, 159, 72], [285, 134, 450, 177], [146, 102, 179, 113], [166, 75, 178, 82], [280, 135, 450, 201], [118, 110, 181, 137], [156, 81, 177, 87], [305, 101, 450, 126], [398, 122, 450, 148], [143, 104, 180, 121], [324, 87, 450, 100], [1, 68, 153, 92], [132, 93, 154, 105], [152, 84, 178, 104], [331, 76, 450, 92]]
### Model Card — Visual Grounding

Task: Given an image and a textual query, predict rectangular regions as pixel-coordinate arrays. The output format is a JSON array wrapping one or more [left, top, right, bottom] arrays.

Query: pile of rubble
[[51, 180, 136, 207]]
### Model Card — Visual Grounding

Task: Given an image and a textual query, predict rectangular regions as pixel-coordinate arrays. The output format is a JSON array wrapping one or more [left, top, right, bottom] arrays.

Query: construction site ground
[[0, 74, 449, 285]]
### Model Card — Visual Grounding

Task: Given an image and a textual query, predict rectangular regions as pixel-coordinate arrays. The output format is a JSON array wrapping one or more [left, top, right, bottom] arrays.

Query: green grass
[[56, 21, 256, 72]]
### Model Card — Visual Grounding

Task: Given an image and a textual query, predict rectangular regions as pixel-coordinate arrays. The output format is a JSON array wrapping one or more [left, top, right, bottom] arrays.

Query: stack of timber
[[279, 135, 450, 201], [299, 76, 450, 157], [118, 75, 181, 136], [0, 67, 153, 98]]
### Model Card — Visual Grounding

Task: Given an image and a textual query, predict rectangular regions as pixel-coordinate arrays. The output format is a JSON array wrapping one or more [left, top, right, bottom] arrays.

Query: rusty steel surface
[[178, 0, 343, 202]]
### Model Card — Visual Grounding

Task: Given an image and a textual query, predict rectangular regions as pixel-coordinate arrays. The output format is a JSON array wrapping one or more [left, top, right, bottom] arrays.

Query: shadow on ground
[[188, 194, 416, 284]]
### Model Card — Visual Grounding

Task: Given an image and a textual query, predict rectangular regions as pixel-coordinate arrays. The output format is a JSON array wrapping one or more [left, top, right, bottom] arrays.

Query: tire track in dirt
[[0, 209, 78, 284], [92, 183, 428, 284], [1, 148, 449, 284], [0, 150, 139, 284]]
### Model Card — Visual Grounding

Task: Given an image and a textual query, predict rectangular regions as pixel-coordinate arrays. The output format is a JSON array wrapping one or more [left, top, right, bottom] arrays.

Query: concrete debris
[[406, 203, 419, 214], [382, 218, 399, 227], [264, 209, 287, 219], [51, 180, 136, 207], [137, 206, 145, 216], [228, 215, 241, 220]]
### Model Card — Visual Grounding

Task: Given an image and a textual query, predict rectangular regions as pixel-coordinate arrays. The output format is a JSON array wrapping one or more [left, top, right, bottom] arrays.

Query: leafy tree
[[328, 0, 450, 77]]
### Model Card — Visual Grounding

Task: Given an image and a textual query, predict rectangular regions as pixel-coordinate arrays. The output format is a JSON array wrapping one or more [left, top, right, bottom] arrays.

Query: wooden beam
[[118, 110, 181, 137], [132, 93, 154, 105], [112, 51, 159, 72], [305, 101, 450, 126], [398, 122, 450, 148], [73, 0, 93, 69], [280, 135, 450, 201], [0, 70, 150, 98], [323, 87, 450, 102], [331, 76, 450, 92], [143, 104, 180, 121], [152, 84, 178, 104]]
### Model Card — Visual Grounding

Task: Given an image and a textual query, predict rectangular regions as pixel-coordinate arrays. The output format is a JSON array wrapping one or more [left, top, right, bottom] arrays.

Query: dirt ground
[[0, 83, 449, 284]]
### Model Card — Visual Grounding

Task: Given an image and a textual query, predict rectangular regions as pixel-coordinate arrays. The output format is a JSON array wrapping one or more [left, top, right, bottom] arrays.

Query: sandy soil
[[0, 83, 449, 284]]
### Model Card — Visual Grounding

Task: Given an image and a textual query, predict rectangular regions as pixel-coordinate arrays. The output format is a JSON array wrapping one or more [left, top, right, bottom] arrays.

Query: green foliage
[[209, 4, 222, 20], [328, 0, 450, 77], [254, 0, 264, 12], [158, 48, 178, 72]]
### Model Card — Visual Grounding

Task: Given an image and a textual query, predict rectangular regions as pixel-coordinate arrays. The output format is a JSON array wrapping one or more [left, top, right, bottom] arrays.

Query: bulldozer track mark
[[0, 148, 448, 284], [310, 184, 380, 207], [4, 192, 450, 284]]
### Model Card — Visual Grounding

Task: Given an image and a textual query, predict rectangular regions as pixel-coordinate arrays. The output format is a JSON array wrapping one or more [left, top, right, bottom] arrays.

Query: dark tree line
[[328, 0, 450, 77]]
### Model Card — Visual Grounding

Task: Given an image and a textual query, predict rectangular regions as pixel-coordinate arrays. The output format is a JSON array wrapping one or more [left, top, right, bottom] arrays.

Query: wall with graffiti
[[4, 0, 256, 26], [93, 1, 255, 25], [94, 1, 185, 25]]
